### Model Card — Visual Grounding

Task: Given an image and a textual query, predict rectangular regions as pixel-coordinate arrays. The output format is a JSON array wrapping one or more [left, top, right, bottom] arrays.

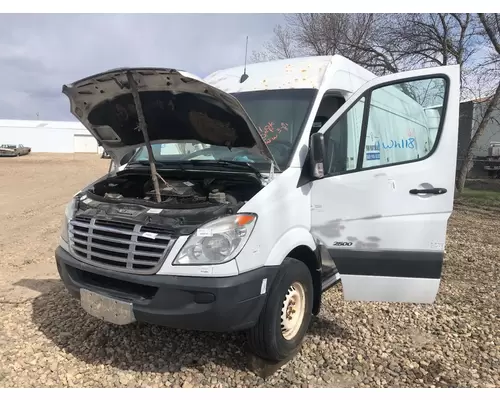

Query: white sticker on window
[[183, 181, 194, 187], [82, 198, 92, 204], [197, 228, 213, 237], [147, 208, 162, 214], [142, 232, 158, 239]]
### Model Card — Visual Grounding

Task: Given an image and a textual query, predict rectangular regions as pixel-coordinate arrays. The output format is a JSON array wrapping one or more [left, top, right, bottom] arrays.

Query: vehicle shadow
[[23, 278, 251, 374], [21, 278, 349, 376]]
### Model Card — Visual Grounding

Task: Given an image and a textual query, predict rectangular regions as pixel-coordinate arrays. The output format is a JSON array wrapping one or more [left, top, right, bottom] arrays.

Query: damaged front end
[[61, 164, 264, 273], [59, 67, 279, 274]]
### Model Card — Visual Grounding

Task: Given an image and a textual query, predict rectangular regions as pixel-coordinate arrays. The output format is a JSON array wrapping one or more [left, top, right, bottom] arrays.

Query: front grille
[[68, 215, 174, 274]]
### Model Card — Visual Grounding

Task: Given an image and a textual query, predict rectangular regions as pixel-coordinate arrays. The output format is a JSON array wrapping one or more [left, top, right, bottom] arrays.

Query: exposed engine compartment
[[74, 170, 264, 237], [89, 170, 261, 208]]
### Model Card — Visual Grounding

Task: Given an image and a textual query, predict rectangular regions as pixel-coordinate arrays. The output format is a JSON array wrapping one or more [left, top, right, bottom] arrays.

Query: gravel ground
[[0, 154, 498, 388]]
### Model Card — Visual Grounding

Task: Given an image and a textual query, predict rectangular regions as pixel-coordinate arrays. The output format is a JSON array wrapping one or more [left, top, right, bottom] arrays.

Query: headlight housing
[[173, 214, 257, 265], [60, 198, 77, 243]]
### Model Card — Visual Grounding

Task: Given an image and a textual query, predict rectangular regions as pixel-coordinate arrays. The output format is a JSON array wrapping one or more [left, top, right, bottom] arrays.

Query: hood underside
[[62, 68, 277, 165]]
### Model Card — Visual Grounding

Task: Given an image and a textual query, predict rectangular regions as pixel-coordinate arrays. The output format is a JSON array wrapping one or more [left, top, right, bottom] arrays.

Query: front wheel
[[246, 258, 314, 362]]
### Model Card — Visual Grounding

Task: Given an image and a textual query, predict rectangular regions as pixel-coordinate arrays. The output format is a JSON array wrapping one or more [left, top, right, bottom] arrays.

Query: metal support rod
[[126, 71, 162, 203]]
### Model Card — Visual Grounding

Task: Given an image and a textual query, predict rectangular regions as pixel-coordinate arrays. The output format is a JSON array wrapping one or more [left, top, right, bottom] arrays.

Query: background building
[[0, 119, 100, 154], [458, 97, 500, 178]]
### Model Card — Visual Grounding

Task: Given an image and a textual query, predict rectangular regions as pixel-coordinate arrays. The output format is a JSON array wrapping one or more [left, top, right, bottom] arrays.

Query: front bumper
[[55, 246, 278, 332]]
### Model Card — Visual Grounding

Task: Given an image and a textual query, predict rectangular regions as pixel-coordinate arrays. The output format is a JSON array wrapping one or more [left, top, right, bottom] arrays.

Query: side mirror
[[310, 132, 325, 179]]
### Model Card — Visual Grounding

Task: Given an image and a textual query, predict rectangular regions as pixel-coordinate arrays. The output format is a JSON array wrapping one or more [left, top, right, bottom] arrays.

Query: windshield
[[129, 89, 317, 171]]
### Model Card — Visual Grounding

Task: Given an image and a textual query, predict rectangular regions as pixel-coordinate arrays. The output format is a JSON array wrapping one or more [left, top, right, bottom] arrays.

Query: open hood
[[62, 67, 277, 167]]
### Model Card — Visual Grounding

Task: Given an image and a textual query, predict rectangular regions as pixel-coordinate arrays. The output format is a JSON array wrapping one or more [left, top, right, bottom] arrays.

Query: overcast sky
[[0, 13, 285, 121]]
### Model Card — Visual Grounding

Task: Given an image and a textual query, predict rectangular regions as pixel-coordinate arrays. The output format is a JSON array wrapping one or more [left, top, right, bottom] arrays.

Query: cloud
[[0, 13, 284, 120]]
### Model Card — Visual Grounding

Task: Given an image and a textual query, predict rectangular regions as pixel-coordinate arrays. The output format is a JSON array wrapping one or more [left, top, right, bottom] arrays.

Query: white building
[[0, 119, 100, 154]]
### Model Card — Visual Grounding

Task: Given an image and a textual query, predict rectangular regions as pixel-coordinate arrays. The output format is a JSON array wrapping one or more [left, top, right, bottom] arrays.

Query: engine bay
[[88, 170, 263, 209], [72, 170, 264, 236]]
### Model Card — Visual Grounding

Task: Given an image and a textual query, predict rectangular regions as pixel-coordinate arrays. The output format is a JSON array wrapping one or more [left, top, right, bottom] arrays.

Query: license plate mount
[[80, 288, 136, 325]]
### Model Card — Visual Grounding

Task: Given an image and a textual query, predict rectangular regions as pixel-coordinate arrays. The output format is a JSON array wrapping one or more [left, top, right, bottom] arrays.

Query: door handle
[[409, 188, 447, 195]]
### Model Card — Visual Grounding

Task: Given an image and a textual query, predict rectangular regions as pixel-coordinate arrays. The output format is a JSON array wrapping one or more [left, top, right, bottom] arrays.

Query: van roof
[[204, 55, 376, 93]]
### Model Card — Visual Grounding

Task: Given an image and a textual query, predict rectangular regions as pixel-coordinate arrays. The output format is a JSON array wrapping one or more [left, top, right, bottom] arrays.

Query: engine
[[93, 172, 251, 208], [143, 180, 207, 204]]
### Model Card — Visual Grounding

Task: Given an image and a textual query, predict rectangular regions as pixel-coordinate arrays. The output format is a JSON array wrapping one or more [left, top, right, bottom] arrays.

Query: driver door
[[310, 65, 460, 304]]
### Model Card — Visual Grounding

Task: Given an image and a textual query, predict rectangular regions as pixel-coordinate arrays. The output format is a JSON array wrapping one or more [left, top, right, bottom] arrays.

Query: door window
[[362, 77, 446, 168], [322, 76, 448, 176]]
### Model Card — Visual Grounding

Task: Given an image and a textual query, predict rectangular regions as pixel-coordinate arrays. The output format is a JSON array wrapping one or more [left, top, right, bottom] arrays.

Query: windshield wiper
[[126, 159, 186, 171], [188, 159, 263, 177], [126, 159, 262, 177]]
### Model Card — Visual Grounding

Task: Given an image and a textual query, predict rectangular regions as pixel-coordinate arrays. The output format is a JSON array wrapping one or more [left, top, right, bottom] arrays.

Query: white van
[[56, 55, 460, 362]]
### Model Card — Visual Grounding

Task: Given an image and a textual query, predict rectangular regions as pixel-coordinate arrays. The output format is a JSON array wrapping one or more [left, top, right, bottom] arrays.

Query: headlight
[[173, 214, 257, 265], [60, 198, 77, 243]]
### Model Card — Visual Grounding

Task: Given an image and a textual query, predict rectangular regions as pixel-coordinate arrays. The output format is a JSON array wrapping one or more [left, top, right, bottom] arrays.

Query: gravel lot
[[0, 153, 498, 388]]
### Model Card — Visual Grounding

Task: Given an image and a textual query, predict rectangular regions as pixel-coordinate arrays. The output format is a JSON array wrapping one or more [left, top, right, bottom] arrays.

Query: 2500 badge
[[333, 241, 353, 247]]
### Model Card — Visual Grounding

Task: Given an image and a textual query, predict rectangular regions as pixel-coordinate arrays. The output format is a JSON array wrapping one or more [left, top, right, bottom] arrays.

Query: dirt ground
[[0, 153, 498, 388], [0, 154, 109, 303]]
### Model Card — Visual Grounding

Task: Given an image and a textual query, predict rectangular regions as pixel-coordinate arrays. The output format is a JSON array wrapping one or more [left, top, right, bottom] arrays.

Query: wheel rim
[[281, 282, 306, 341]]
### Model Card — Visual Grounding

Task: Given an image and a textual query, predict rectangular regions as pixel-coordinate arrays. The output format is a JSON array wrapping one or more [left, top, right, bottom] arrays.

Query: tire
[[246, 257, 314, 362]]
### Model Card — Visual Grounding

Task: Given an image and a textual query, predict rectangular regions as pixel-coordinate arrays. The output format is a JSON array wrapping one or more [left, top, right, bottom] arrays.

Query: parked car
[[0, 144, 31, 157], [484, 141, 500, 178]]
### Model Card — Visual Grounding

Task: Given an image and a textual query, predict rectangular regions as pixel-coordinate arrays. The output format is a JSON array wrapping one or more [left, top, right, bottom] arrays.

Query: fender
[[265, 227, 317, 266], [264, 227, 324, 316]]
